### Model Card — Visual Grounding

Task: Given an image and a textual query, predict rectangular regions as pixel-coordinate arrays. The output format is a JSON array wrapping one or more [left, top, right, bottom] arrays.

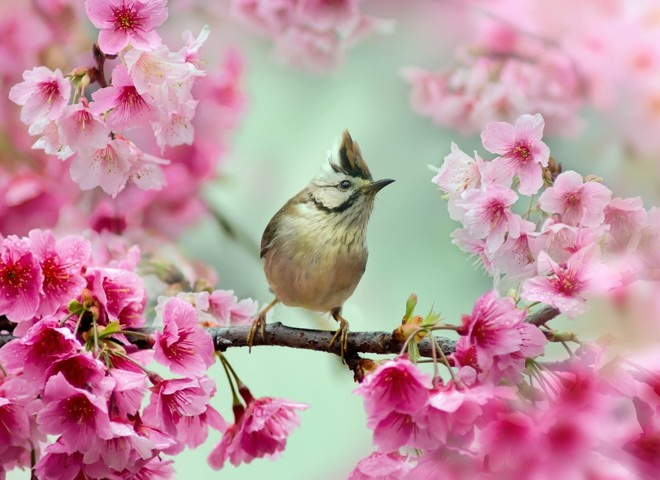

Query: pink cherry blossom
[[355, 355, 430, 423], [0, 235, 43, 323], [57, 99, 109, 150], [455, 291, 526, 366], [29, 229, 90, 317], [34, 439, 85, 480], [86, 266, 147, 327], [454, 184, 521, 253], [400, 67, 451, 124], [208, 396, 308, 469], [207, 289, 258, 326], [637, 206, 660, 272], [296, 0, 359, 31], [118, 457, 175, 479], [421, 382, 505, 446], [0, 316, 79, 384], [604, 196, 647, 252], [8, 66, 71, 125], [0, 168, 68, 237], [370, 410, 437, 453], [70, 137, 132, 197], [527, 219, 599, 264], [45, 353, 109, 395], [126, 142, 168, 191], [123, 41, 204, 115], [37, 373, 113, 452], [143, 376, 225, 451], [348, 452, 412, 480], [91, 64, 159, 131], [81, 419, 169, 474], [152, 99, 198, 150], [431, 142, 485, 195], [154, 297, 214, 377], [408, 447, 480, 479], [273, 26, 342, 74], [85, 0, 168, 55], [0, 396, 32, 464], [479, 410, 540, 472], [108, 368, 148, 417], [230, 0, 297, 35], [538, 171, 612, 228], [453, 292, 546, 383], [521, 246, 621, 318], [451, 228, 493, 274], [29, 119, 73, 159], [490, 218, 537, 278], [481, 113, 550, 195]]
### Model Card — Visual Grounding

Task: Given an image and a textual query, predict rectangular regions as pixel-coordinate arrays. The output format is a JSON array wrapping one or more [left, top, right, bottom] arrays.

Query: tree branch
[[0, 308, 561, 377], [208, 322, 456, 357]]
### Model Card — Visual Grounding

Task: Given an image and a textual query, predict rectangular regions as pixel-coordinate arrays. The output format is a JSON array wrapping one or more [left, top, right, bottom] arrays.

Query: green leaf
[[421, 310, 442, 327], [404, 294, 418, 322], [98, 320, 122, 340]]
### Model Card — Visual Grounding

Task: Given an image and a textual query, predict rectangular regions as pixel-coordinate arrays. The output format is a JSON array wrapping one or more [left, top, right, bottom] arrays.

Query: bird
[[247, 130, 394, 357]]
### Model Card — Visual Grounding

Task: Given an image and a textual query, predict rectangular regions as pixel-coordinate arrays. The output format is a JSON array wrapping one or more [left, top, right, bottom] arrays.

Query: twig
[[525, 307, 560, 326]]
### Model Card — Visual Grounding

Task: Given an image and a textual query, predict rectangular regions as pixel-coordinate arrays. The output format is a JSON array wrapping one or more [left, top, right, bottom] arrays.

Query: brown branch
[[0, 308, 561, 369], [0, 322, 455, 356]]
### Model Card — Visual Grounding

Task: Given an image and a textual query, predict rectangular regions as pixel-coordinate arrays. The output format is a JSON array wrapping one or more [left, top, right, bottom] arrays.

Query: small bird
[[247, 130, 394, 357]]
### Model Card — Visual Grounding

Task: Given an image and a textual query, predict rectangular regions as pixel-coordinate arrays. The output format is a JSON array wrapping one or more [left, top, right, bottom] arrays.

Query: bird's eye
[[338, 180, 352, 190]]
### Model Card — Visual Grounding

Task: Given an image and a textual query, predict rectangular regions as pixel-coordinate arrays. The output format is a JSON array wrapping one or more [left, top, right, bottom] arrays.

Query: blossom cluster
[[1, 0, 244, 239], [230, 0, 391, 72], [352, 345, 660, 479], [432, 113, 660, 320], [8, 0, 207, 197], [0, 229, 307, 478], [404, 0, 660, 155]]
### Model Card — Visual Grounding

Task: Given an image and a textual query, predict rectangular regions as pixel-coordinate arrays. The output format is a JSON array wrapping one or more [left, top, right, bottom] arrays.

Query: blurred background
[[3, 0, 660, 478]]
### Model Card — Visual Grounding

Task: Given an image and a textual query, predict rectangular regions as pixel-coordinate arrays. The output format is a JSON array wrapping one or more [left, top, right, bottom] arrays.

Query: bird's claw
[[246, 313, 266, 353], [329, 317, 349, 361]]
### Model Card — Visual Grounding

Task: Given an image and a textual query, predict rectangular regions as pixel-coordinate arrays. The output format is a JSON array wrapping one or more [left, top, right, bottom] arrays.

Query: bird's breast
[[262, 207, 369, 312]]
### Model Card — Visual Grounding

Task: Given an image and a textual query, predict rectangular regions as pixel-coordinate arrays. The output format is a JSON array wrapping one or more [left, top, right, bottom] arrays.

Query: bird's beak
[[366, 178, 395, 194]]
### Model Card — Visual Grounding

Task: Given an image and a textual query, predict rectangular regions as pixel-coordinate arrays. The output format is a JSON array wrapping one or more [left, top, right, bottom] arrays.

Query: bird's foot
[[246, 313, 266, 353], [246, 298, 278, 353], [329, 308, 350, 361]]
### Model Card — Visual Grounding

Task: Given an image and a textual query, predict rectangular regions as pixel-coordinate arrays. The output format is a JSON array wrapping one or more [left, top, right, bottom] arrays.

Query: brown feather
[[260, 189, 309, 258], [331, 130, 373, 180]]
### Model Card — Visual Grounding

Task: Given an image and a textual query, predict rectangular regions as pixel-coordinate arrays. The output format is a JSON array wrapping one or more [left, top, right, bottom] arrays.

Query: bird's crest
[[328, 130, 373, 181]]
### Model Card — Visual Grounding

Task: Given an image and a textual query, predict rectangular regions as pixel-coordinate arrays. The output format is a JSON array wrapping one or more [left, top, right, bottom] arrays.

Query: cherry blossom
[[91, 64, 159, 132], [453, 291, 546, 380], [143, 376, 226, 451], [0, 235, 44, 323], [481, 113, 550, 195], [521, 247, 620, 318], [454, 184, 521, 253], [208, 395, 308, 469], [8, 66, 71, 125], [538, 170, 612, 228], [354, 356, 430, 423], [37, 373, 114, 452], [348, 452, 412, 480], [85, 0, 168, 55], [154, 297, 214, 377], [29, 229, 90, 317], [431, 142, 486, 195], [57, 99, 109, 151]]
